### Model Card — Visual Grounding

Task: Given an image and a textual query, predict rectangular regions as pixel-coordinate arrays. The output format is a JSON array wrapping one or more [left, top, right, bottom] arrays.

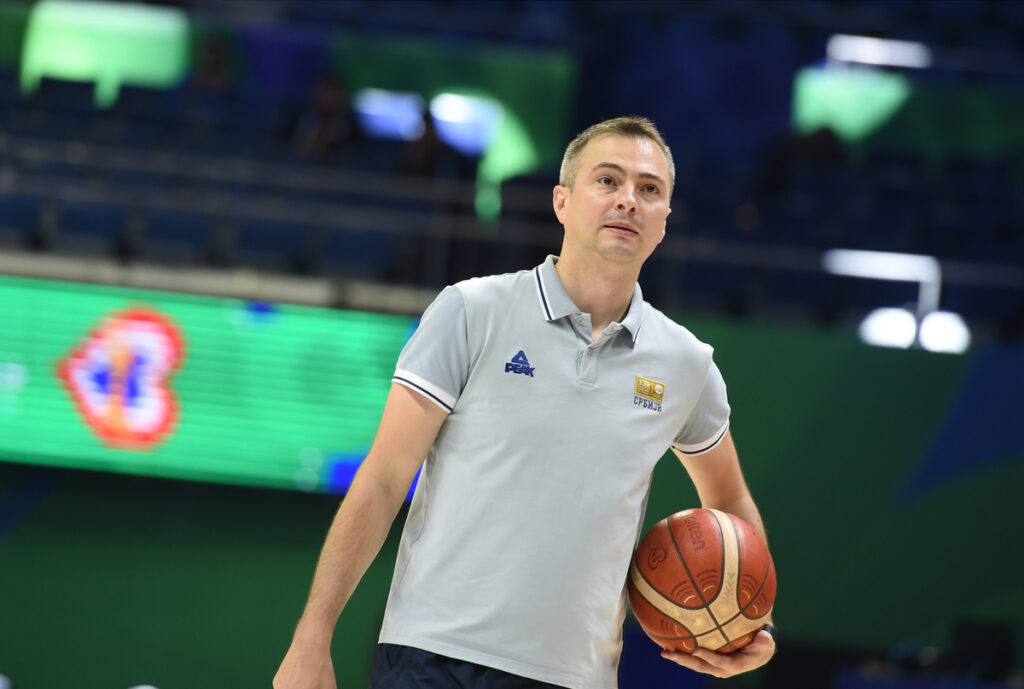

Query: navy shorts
[[368, 643, 567, 689]]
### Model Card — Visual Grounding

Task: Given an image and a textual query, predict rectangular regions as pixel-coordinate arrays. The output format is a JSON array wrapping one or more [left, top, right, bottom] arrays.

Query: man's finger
[[660, 631, 776, 678]]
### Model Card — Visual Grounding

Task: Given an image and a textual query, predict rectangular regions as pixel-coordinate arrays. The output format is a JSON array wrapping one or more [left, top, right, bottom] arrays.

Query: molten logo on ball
[[683, 512, 706, 550]]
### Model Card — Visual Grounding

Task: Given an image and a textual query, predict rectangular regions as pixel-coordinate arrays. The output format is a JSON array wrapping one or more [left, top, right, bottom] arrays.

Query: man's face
[[553, 134, 672, 266]]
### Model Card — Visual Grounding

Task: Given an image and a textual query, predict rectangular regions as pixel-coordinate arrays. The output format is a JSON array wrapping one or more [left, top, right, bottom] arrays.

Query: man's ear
[[656, 206, 670, 244], [552, 185, 569, 225]]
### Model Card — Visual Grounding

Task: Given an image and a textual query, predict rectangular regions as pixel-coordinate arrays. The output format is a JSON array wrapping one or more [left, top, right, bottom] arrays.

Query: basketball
[[627, 508, 776, 654]]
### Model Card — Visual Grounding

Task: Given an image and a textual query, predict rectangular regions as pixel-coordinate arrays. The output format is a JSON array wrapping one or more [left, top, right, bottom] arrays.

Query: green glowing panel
[[0, 276, 417, 493], [330, 33, 574, 168], [792, 66, 911, 142], [20, 0, 189, 107], [471, 96, 539, 186], [477, 105, 540, 219], [430, 87, 540, 220]]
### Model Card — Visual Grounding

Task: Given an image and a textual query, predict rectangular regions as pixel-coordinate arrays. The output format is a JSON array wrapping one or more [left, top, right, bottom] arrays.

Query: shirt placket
[[572, 315, 622, 386]]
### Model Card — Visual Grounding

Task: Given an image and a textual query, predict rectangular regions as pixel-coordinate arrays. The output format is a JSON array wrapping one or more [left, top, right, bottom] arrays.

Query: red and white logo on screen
[[57, 308, 186, 450]]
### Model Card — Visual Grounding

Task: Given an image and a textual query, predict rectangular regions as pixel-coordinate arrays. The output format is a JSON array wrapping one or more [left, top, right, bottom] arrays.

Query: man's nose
[[616, 186, 637, 212]]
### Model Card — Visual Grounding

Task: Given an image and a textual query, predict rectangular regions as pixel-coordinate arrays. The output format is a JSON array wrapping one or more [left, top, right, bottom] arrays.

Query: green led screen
[[0, 275, 417, 493], [792, 66, 911, 142], [20, 0, 190, 107]]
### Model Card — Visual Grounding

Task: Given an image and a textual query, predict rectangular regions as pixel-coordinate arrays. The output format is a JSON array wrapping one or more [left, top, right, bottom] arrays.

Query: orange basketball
[[626, 508, 776, 654]]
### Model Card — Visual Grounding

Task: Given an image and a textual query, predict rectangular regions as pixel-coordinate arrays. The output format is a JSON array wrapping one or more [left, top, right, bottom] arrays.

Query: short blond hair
[[558, 116, 675, 191]]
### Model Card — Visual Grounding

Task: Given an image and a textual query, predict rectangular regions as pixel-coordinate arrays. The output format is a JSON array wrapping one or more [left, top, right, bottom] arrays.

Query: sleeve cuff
[[672, 420, 729, 456], [393, 369, 456, 413]]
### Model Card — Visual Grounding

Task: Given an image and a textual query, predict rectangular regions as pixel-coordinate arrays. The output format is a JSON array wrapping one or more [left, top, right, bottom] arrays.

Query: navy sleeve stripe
[[674, 422, 730, 456], [393, 376, 454, 412]]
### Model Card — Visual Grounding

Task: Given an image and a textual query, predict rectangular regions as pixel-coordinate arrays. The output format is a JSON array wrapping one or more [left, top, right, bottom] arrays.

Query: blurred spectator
[[398, 111, 477, 181], [754, 126, 847, 196], [290, 73, 361, 161], [182, 36, 236, 130], [192, 37, 233, 96], [385, 112, 479, 286]]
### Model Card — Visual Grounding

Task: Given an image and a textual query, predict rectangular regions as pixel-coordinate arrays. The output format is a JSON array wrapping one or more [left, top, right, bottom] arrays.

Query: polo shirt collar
[[533, 255, 645, 344]]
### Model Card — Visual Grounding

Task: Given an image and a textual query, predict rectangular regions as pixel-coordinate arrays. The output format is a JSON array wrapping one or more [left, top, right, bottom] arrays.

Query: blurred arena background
[[0, 0, 1022, 687]]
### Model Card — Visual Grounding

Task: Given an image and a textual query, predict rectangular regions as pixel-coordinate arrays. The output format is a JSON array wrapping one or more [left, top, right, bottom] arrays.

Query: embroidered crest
[[634, 375, 664, 412]]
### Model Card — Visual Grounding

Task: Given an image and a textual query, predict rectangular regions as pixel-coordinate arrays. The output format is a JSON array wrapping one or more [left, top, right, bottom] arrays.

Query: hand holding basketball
[[660, 626, 776, 677], [626, 507, 776, 675]]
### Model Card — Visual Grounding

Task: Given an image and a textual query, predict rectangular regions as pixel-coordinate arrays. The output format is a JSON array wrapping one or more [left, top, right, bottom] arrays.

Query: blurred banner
[[794, 64, 1024, 164], [0, 275, 416, 493]]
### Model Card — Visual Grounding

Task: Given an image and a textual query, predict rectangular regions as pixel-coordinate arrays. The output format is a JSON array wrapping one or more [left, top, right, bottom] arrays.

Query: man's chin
[[597, 243, 645, 264]]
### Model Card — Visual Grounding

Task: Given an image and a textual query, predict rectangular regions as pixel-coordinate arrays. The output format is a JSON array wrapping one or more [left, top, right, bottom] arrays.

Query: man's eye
[[598, 176, 614, 185], [644, 184, 659, 194]]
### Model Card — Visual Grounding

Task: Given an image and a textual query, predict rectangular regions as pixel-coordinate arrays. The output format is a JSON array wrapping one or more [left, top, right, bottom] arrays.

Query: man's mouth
[[604, 222, 638, 235]]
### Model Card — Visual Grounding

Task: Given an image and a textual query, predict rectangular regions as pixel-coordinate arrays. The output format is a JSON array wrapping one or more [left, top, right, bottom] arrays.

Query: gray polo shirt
[[383, 255, 730, 689]]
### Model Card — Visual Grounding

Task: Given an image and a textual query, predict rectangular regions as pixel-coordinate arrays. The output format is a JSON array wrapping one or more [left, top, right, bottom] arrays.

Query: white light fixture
[[919, 311, 971, 354], [827, 34, 933, 69], [429, 93, 503, 156], [858, 307, 918, 349], [822, 248, 941, 317], [352, 88, 426, 141], [822, 249, 939, 283]]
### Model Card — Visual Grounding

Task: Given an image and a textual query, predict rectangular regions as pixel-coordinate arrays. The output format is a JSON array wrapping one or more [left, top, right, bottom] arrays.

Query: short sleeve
[[671, 359, 731, 455], [392, 285, 470, 413]]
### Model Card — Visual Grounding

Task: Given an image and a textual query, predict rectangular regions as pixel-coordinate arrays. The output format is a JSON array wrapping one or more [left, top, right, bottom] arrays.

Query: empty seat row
[[0, 193, 397, 279]]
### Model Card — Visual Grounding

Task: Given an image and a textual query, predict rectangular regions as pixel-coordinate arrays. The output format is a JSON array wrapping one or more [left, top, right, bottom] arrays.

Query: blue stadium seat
[[0, 65, 18, 112], [139, 208, 215, 265], [754, 194, 838, 248], [232, 216, 309, 272], [941, 283, 1020, 324], [321, 226, 395, 281], [85, 114, 163, 150], [942, 156, 1013, 204], [4, 108, 80, 141], [101, 165, 181, 194], [15, 158, 93, 184], [0, 192, 41, 246], [924, 0, 992, 24], [1001, 0, 1024, 22], [54, 198, 127, 256], [110, 84, 183, 129], [33, 77, 96, 117]]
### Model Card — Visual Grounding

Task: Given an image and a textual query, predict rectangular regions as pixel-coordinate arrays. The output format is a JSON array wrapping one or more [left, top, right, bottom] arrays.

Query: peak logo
[[504, 350, 535, 377], [57, 308, 185, 450]]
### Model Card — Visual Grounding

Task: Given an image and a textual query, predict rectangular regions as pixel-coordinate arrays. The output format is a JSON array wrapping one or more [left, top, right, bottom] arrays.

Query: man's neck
[[554, 253, 639, 336]]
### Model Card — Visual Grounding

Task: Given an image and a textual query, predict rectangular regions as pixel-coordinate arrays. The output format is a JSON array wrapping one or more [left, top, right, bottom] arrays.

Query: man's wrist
[[292, 615, 337, 650], [761, 623, 778, 649]]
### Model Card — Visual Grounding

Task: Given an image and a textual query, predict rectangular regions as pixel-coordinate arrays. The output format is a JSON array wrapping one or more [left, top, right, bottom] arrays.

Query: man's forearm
[[292, 464, 407, 642], [713, 492, 767, 545]]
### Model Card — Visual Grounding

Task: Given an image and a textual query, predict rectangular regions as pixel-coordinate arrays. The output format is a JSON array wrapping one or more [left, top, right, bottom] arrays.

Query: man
[[274, 117, 775, 689]]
